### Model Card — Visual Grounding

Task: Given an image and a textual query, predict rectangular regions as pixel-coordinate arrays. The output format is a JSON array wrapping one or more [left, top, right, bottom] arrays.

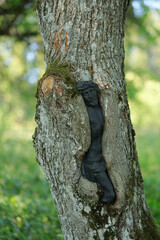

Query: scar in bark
[[77, 81, 116, 204], [41, 75, 55, 97]]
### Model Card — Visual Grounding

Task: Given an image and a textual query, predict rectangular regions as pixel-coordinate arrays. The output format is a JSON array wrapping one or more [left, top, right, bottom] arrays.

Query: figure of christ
[[76, 81, 116, 203]]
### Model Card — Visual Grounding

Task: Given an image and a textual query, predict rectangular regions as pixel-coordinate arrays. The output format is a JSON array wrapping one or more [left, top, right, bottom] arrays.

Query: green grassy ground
[[0, 128, 63, 240], [136, 130, 160, 226], [0, 126, 159, 239]]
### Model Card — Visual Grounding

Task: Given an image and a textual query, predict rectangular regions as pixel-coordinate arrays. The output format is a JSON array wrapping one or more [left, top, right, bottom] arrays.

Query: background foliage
[[0, 0, 160, 239]]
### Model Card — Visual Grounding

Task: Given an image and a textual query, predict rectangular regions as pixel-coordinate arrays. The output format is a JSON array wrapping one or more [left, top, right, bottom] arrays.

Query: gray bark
[[33, 0, 160, 239]]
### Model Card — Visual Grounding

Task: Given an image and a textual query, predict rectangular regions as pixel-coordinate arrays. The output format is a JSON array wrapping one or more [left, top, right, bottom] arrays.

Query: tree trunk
[[33, 0, 160, 239]]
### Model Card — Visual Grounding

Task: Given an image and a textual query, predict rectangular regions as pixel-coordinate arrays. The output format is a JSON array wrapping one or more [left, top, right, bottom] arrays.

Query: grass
[[135, 129, 160, 226], [0, 124, 159, 239], [0, 128, 63, 240]]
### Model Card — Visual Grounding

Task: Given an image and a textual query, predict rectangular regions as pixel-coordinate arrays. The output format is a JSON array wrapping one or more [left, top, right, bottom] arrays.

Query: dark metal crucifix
[[77, 81, 116, 203]]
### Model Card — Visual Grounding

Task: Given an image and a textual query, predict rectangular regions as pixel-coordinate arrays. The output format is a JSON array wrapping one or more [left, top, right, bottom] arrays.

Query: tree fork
[[33, 0, 160, 239]]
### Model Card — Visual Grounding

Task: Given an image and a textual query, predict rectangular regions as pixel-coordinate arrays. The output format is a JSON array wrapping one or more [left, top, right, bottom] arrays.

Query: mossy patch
[[140, 211, 160, 240], [103, 227, 116, 239], [33, 0, 40, 11], [36, 59, 79, 99]]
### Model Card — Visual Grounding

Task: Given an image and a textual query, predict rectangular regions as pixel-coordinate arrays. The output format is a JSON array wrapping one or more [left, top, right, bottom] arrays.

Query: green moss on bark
[[140, 212, 160, 240], [33, 0, 40, 11], [36, 59, 79, 99]]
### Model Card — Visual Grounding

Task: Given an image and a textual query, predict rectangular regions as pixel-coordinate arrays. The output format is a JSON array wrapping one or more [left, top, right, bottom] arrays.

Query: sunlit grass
[[128, 79, 160, 128], [135, 130, 160, 226], [127, 75, 160, 226]]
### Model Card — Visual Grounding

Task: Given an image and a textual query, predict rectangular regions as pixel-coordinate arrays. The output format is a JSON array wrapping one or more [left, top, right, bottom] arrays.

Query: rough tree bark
[[33, 0, 160, 239]]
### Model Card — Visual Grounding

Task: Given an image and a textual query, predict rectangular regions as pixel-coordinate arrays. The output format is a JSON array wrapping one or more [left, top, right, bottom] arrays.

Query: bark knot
[[41, 75, 55, 97]]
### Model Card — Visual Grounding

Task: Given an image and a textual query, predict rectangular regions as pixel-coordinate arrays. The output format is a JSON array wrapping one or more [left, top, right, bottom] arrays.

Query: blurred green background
[[0, 0, 160, 239]]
